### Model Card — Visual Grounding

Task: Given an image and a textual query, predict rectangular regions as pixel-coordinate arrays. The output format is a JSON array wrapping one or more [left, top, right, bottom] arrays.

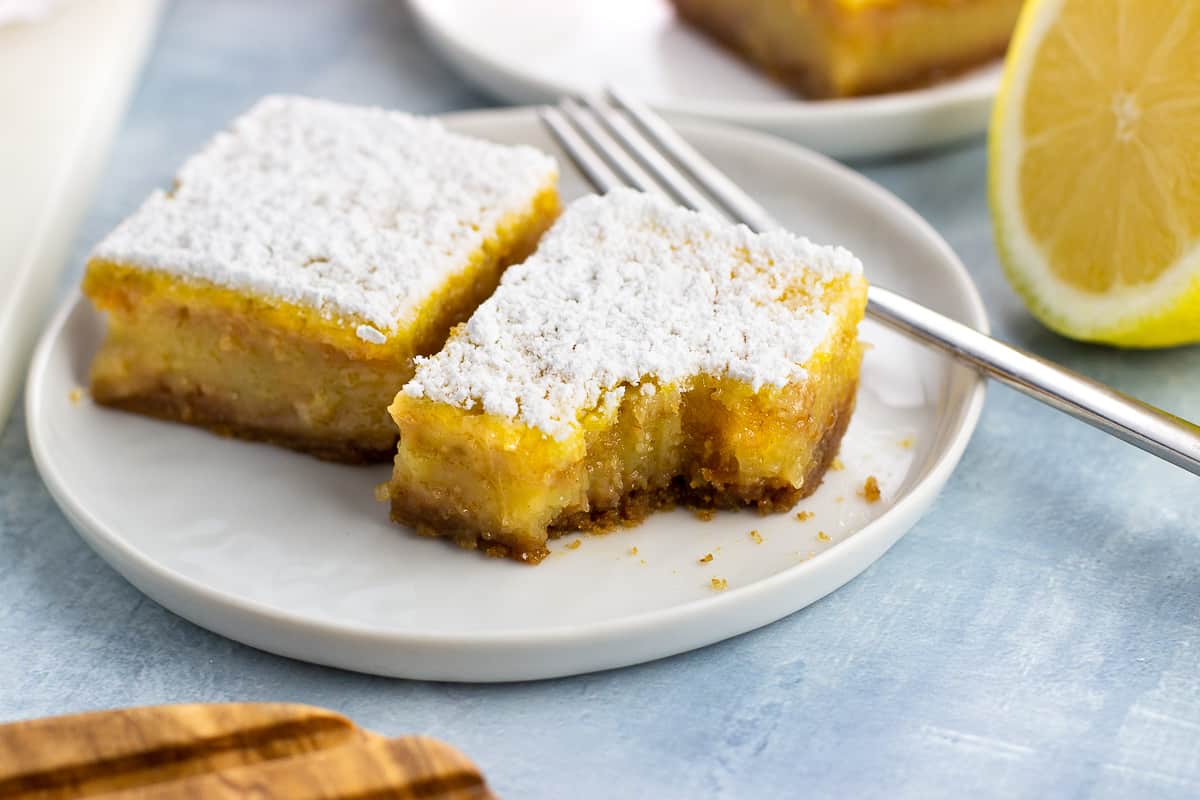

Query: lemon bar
[[670, 0, 1023, 98], [389, 189, 868, 563], [83, 96, 559, 462]]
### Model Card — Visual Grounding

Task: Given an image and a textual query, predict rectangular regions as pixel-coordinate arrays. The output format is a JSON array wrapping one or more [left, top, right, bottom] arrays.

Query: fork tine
[[606, 86, 780, 233], [558, 99, 663, 196], [538, 106, 621, 195], [576, 94, 723, 219]]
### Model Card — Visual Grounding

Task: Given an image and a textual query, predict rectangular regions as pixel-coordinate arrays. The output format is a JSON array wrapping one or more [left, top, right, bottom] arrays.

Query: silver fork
[[539, 89, 1200, 477]]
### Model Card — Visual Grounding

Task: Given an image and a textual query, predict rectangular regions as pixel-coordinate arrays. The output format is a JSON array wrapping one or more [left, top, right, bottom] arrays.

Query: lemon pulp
[[991, 0, 1200, 346]]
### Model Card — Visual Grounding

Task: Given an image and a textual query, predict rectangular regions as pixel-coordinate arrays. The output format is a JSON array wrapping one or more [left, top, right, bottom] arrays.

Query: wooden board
[[0, 703, 496, 799]]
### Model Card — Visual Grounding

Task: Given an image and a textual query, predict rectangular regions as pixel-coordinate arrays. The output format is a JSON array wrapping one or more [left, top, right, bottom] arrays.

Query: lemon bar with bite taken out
[[83, 95, 559, 462], [388, 189, 868, 563]]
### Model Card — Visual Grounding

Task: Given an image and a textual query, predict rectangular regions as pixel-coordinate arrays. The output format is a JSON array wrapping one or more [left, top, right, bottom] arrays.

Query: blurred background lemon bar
[[670, 0, 1023, 98]]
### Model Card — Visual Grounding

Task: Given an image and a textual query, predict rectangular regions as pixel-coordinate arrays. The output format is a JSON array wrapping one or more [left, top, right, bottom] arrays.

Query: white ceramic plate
[[27, 108, 986, 682], [409, 0, 1003, 161]]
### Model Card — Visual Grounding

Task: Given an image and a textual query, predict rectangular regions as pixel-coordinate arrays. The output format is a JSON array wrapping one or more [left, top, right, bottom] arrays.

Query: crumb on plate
[[699, 552, 714, 564], [710, 577, 728, 592], [749, 529, 763, 544], [861, 475, 881, 503], [566, 539, 582, 550], [817, 531, 831, 542], [795, 510, 814, 523]]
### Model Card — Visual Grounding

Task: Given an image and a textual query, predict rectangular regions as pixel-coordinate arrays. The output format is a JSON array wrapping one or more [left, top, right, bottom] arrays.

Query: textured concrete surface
[[2, 2, 1199, 797]]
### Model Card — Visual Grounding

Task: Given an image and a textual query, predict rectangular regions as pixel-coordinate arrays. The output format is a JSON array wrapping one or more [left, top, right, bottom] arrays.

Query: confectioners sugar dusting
[[405, 189, 863, 438], [91, 95, 557, 339]]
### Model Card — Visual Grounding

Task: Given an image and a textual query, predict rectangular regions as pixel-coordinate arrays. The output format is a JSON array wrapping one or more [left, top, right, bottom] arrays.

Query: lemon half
[[990, 0, 1200, 347]]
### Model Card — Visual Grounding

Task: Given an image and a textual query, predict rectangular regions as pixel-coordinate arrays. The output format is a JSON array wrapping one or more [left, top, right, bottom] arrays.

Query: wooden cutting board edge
[[0, 702, 497, 799]]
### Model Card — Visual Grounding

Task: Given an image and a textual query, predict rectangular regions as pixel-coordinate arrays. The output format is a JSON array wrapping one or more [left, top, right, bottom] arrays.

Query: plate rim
[[407, 0, 1001, 124], [25, 107, 988, 677]]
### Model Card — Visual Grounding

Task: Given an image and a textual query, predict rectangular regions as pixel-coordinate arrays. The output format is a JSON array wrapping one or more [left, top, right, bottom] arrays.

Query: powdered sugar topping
[[405, 189, 863, 438], [91, 95, 557, 341]]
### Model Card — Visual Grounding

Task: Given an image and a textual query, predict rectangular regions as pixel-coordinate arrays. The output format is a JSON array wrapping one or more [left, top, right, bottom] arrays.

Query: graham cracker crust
[[92, 390, 396, 464]]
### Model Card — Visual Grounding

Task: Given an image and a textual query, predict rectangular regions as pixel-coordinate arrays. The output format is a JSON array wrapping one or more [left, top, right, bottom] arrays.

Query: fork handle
[[867, 286, 1200, 476]]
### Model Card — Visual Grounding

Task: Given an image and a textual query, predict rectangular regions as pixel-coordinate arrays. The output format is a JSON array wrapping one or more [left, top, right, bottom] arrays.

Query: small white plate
[[27, 108, 986, 682], [409, 0, 1002, 161]]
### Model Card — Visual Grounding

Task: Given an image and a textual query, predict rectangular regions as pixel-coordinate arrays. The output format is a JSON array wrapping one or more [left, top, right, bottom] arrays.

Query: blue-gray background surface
[[2, 2, 1199, 797]]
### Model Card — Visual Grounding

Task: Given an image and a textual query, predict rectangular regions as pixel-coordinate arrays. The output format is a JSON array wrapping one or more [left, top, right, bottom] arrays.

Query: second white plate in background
[[409, 0, 1002, 161]]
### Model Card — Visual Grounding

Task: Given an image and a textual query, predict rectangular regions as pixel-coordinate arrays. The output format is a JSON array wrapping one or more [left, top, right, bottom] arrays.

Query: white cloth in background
[[0, 0, 71, 26]]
